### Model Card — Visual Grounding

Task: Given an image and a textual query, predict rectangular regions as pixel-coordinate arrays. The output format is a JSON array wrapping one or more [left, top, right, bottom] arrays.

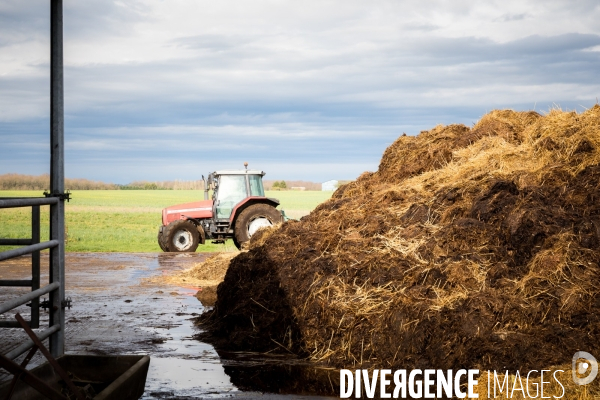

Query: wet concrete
[[0, 253, 336, 399]]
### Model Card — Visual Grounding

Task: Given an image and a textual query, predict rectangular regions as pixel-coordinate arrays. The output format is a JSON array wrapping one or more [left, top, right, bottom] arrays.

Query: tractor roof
[[214, 170, 265, 176]]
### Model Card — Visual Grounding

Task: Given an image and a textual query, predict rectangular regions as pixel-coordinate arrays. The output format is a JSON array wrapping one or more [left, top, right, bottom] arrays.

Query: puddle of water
[[218, 352, 338, 397], [137, 286, 240, 398], [138, 286, 338, 398], [143, 357, 238, 398]]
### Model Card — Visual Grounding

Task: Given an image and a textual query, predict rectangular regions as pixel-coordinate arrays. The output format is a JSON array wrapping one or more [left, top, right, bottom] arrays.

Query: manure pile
[[201, 107, 600, 371], [162, 253, 235, 306]]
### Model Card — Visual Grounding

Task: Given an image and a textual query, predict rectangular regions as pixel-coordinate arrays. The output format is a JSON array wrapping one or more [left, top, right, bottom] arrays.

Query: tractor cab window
[[216, 175, 247, 219], [249, 175, 265, 197]]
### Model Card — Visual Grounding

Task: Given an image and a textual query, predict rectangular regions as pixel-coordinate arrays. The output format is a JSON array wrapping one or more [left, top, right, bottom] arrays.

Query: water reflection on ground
[[0, 253, 336, 399]]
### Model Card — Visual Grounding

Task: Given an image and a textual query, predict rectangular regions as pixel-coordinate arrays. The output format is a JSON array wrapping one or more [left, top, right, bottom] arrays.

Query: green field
[[0, 190, 332, 252]]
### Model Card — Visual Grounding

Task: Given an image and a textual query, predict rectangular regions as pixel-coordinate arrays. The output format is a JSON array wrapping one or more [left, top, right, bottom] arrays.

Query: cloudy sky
[[1, 1, 599, 183]]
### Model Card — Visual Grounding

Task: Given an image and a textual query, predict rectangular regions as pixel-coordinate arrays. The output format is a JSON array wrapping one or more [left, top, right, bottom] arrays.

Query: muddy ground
[[0, 253, 336, 399]]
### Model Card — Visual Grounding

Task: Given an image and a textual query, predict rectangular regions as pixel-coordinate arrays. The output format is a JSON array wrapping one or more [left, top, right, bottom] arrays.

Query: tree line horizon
[[0, 173, 323, 191]]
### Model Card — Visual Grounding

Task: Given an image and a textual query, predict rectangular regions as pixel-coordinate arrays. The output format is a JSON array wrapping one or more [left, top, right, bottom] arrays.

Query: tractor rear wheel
[[164, 220, 200, 252], [157, 227, 168, 252], [234, 204, 282, 249]]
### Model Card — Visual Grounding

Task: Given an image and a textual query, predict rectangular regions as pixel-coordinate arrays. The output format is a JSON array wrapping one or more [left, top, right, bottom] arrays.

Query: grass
[[0, 190, 332, 252]]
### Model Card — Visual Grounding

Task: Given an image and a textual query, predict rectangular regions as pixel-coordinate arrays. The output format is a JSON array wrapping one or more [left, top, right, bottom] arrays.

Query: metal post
[[31, 205, 40, 329], [49, 0, 65, 357]]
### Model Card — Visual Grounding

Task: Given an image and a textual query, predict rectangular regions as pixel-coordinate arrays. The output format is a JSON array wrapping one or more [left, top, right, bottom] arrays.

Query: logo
[[572, 351, 598, 385]]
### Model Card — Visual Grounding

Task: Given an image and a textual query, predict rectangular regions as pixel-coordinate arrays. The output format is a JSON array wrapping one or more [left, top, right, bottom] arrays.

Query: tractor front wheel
[[164, 220, 200, 252], [234, 204, 282, 249]]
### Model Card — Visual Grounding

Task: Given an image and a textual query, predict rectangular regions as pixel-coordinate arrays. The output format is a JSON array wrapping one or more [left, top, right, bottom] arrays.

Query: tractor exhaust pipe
[[202, 175, 208, 200]]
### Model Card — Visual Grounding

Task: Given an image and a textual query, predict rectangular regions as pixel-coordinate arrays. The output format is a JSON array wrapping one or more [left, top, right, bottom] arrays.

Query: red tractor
[[158, 165, 283, 252]]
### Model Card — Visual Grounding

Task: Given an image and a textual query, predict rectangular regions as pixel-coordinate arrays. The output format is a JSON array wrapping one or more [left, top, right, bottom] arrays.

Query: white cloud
[[1, 0, 599, 181]]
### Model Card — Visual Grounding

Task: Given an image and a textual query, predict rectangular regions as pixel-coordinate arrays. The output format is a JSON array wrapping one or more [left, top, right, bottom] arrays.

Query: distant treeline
[[0, 174, 323, 191], [263, 180, 321, 190], [0, 173, 118, 190], [0, 174, 205, 191], [119, 180, 205, 190]]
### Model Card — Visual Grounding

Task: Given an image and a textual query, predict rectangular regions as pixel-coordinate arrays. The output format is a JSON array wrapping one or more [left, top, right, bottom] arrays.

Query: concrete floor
[[0, 253, 336, 399]]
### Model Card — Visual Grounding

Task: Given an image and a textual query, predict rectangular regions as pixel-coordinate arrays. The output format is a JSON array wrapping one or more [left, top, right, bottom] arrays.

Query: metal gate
[[0, 0, 67, 360]]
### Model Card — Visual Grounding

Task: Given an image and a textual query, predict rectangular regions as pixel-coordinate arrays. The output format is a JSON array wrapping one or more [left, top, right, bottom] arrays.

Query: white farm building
[[321, 180, 338, 191]]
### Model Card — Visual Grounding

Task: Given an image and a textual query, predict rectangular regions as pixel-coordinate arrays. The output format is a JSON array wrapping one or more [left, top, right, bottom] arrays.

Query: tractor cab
[[210, 170, 266, 220]]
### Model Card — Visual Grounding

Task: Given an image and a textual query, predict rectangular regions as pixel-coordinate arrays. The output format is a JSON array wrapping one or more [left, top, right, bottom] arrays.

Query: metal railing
[[1, 0, 66, 363], [0, 197, 64, 359]]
